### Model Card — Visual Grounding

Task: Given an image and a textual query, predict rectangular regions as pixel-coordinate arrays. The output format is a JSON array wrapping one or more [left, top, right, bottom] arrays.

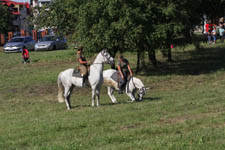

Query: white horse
[[103, 69, 148, 103], [57, 49, 114, 110]]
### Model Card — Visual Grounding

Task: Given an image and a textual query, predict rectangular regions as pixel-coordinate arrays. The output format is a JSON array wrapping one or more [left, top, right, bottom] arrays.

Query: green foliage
[[200, 0, 225, 20], [33, 0, 202, 52], [0, 4, 13, 33], [31, 0, 80, 35], [31, 0, 225, 69]]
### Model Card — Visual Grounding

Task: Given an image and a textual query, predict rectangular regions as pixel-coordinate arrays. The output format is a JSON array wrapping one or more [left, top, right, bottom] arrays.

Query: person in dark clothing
[[117, 54, 133, 94]]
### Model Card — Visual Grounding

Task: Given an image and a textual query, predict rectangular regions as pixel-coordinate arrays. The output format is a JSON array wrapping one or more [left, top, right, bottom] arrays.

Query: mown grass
[[0, 42, 225, 150]]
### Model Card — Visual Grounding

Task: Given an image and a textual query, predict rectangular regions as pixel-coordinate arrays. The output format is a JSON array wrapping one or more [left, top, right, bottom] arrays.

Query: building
[[31, 0, 54, 36], [1, 0, 30, 32], [31, 0, 51, 7]]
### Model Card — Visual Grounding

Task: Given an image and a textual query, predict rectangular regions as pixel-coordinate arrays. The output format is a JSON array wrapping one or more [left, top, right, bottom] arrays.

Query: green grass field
[[0, 42, 225, 150]]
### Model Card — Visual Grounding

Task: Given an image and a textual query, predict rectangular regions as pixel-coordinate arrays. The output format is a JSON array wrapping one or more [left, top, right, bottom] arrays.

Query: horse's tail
[[57, 72, 65, 103]]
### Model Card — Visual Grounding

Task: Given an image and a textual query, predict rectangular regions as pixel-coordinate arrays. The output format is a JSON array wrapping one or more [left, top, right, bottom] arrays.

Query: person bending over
[[117, 54, 133, 94]]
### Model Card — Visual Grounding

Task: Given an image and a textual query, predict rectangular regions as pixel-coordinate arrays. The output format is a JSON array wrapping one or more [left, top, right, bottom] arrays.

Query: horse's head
[[137, 87, 149, 100], [138, 87, 146, 100], [101, 49, 115, 66]]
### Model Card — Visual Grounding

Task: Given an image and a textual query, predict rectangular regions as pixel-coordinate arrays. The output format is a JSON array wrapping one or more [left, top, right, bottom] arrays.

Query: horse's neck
[[93, 53, 103, 64], [91, 53, 104, 73], [132, 77, 144, 89]]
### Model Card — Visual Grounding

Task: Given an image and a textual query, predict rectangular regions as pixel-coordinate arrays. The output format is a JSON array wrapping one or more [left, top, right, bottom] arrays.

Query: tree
[[0, 4, 13, 33], [31, 0, 81, 35], [32, 0, 225, 72], [199, 0, 225, 22]]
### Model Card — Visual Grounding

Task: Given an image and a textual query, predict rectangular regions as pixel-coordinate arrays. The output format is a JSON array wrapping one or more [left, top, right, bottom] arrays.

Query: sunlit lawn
[[0, 42, 225, 150]]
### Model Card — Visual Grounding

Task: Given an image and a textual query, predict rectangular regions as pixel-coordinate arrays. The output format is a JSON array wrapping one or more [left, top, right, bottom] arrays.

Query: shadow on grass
[[139, 97, 161, 102], [71, 105, 90, 109], [140, 46, 225, 76], [71, 103, 119, 109], [102, 97, 161, 106]]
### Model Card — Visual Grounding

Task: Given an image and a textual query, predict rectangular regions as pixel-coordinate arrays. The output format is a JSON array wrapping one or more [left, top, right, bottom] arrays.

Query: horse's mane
[[132, 77, 144, 89]]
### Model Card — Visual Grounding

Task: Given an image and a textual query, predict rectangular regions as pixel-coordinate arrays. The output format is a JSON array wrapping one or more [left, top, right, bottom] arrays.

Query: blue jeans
[[212, 35, 216, 42], [207, 33, 212, 43]]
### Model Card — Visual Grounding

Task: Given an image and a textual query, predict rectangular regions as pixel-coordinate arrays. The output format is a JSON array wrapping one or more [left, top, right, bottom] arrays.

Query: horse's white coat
[[57, 50, 114, 110], [103, 69, 147, 103]]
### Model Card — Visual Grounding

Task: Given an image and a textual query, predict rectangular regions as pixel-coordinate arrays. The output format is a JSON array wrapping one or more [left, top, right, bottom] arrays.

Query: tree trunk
[[167, 46, 172, 62], [140, 51, 145, 67], [111, 46, 119, 58], [136, 49, 141, 74], [148, 48, 157, 66], [161, 48, 167, 58]]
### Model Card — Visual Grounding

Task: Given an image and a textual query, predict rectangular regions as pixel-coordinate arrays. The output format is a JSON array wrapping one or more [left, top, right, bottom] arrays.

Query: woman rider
[[76, 46, 89, 85], [117, 54, 133, 94]]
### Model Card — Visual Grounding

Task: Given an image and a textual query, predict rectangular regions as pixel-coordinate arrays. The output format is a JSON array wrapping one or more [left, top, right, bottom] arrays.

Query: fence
[[0, 29, 49, 46]]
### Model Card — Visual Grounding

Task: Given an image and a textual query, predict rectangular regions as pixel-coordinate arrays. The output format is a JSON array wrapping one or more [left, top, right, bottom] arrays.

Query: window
[[26, 37, 33, 42]]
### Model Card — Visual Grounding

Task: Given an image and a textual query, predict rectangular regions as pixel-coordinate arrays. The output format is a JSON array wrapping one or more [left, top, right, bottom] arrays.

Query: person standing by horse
[[205, 20, 213, 44], [76, 46, 89, 85], [117, 54, 133, 94], [22, 47, 30, 64]]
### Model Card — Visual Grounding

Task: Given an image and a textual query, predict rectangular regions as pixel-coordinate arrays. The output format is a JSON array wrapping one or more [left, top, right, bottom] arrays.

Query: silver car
[[4, 36, 36, 53], [35, 36, 67, 51]]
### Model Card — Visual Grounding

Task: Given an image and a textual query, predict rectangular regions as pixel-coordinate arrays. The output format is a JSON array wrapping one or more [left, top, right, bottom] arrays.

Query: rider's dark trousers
[[119, 71, 129, 90]]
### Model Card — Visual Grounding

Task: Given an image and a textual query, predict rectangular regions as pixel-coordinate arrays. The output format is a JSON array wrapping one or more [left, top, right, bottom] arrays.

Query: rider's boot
[[82, 75, 89, 87], [118, 83, 123, 94]]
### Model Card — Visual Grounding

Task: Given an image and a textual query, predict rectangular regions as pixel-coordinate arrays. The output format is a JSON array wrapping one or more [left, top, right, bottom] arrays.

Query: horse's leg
[[92, 88, 96, 107], [64, 86, 72, 110], [107, 87, 114, 103], [57, 74, 65, 103], [126, 90, 135, 102], [96, 89, 100, 107], [111, 88, 118, 103], [107, 87, 117, 103], [67, 86, 74, 108]]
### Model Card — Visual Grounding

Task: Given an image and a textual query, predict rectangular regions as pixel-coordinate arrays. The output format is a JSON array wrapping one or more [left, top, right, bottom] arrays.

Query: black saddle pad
[[111, 72, 117, 82], [72, 69, 82, 78], [111, 71, 125, 83]]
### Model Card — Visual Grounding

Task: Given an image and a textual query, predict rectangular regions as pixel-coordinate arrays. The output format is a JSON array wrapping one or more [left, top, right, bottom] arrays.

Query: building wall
[[0, 0, 30, 32], [32, 0, 51, 7]]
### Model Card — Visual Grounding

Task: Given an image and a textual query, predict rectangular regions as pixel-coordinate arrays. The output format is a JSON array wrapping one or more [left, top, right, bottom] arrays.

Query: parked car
[[35, 35, 67, 51], [3, 36, 36, 53], [13, 32, 21, 37]]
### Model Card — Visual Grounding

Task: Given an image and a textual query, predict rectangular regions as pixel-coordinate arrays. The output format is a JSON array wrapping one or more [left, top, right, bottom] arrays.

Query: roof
[[1, 0, 30, 9], [1, 0, 30, 15]]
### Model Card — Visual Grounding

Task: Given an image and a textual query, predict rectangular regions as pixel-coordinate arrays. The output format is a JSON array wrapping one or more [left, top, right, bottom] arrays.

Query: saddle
[[72, 69, 83, 78], [110, 71, 131, 91], [111, 72, 119, 82], [72, 68, 90, 87]]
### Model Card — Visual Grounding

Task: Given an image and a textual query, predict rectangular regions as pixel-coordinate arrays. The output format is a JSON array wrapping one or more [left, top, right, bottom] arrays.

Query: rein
[[88, 50, 110, 65], [131, 77, 137, 89], [130, 77, 145, 97]]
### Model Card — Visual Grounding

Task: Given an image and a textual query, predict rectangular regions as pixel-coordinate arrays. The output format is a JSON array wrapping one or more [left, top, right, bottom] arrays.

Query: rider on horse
[[76, 46, 89, 85], [117, 54, 133, 94]]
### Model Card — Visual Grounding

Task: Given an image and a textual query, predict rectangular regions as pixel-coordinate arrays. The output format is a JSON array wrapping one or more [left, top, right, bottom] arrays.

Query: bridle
[[130, 77, 145, 99], [100, 49, 113, 65], [89, 50, 114, 69]]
